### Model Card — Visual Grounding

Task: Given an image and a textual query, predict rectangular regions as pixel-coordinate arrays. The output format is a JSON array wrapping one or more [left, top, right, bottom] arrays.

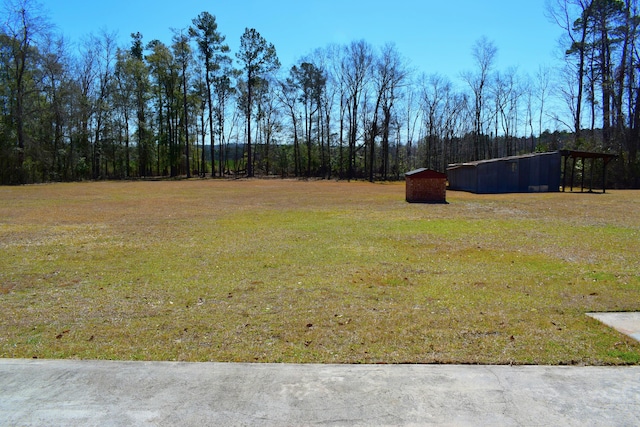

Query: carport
[[560, 150, 617, 193]]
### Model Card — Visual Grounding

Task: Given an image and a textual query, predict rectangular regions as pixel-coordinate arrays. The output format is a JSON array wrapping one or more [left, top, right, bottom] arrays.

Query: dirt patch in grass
[[0, 180, 639, 364]]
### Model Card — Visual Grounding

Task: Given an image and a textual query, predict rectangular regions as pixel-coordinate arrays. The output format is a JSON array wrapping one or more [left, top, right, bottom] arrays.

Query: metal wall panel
[[447, 152, 562, 194]]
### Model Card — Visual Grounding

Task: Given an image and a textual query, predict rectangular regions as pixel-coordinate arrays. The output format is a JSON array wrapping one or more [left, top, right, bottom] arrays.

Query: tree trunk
[[247, 70, 253, 177], [182, 58, 191, 179]]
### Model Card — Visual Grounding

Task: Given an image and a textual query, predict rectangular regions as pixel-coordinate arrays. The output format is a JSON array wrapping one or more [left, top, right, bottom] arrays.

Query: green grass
[[0, 180, 639, 365]]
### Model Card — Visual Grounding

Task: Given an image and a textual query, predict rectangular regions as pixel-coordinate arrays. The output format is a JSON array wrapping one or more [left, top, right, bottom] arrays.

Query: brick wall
[[406, 178, 447, 203]]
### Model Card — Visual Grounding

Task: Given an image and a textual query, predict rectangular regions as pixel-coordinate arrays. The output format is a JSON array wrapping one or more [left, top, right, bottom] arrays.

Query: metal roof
[[448, 151, 560, 169], [405, 168, 447, 178]]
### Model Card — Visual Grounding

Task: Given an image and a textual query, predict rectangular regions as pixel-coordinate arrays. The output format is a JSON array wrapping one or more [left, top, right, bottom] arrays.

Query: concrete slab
[[587, 312, 640, 342], [1, 359, 639, 426]]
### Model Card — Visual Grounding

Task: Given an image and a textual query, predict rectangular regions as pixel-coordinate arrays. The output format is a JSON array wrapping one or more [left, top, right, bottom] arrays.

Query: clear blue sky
[[46, 0, 563, 84]]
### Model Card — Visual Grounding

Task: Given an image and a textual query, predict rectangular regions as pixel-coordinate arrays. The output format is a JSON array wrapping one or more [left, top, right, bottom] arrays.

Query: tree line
[[1, 0, 639, 186], [550, 0, 640, 187]]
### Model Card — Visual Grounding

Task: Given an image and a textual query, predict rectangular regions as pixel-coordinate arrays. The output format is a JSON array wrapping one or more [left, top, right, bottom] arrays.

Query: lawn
[[1, 180, 639, 365]]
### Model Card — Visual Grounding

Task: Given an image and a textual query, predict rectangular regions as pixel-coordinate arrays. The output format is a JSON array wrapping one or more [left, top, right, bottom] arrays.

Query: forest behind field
[[1, 0, 639, 186]]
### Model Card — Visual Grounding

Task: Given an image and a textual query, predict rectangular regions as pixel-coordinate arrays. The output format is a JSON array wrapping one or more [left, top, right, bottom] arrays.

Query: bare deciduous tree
[[462, 36, 497, 160]]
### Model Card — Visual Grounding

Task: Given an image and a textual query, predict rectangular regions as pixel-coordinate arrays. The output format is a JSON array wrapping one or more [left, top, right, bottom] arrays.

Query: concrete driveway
[[1, 359, 639, 426]]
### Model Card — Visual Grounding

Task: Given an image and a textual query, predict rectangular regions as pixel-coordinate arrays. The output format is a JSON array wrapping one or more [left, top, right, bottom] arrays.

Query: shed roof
[[405, 168, 447, 179], [447, 151, 559, 169]]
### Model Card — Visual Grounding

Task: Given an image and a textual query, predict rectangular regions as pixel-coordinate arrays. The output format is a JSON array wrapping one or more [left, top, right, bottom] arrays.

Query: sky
[[44, 0, 565, 86]]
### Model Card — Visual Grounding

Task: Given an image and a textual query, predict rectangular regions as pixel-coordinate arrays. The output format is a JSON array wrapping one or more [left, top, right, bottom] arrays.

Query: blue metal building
[[447, 152, 562, 194]]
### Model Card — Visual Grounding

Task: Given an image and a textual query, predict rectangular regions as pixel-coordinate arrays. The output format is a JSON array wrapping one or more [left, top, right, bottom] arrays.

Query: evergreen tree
[[189, 12, 230, 177], [236, 28, 279, 177]]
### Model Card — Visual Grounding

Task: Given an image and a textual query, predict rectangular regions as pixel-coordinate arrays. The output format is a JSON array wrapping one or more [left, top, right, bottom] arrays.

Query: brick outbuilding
[[405, 168, 447, 203]]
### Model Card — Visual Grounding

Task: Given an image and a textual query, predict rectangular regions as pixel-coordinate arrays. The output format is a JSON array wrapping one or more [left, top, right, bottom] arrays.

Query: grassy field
[[1, 180, 639, 365]]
